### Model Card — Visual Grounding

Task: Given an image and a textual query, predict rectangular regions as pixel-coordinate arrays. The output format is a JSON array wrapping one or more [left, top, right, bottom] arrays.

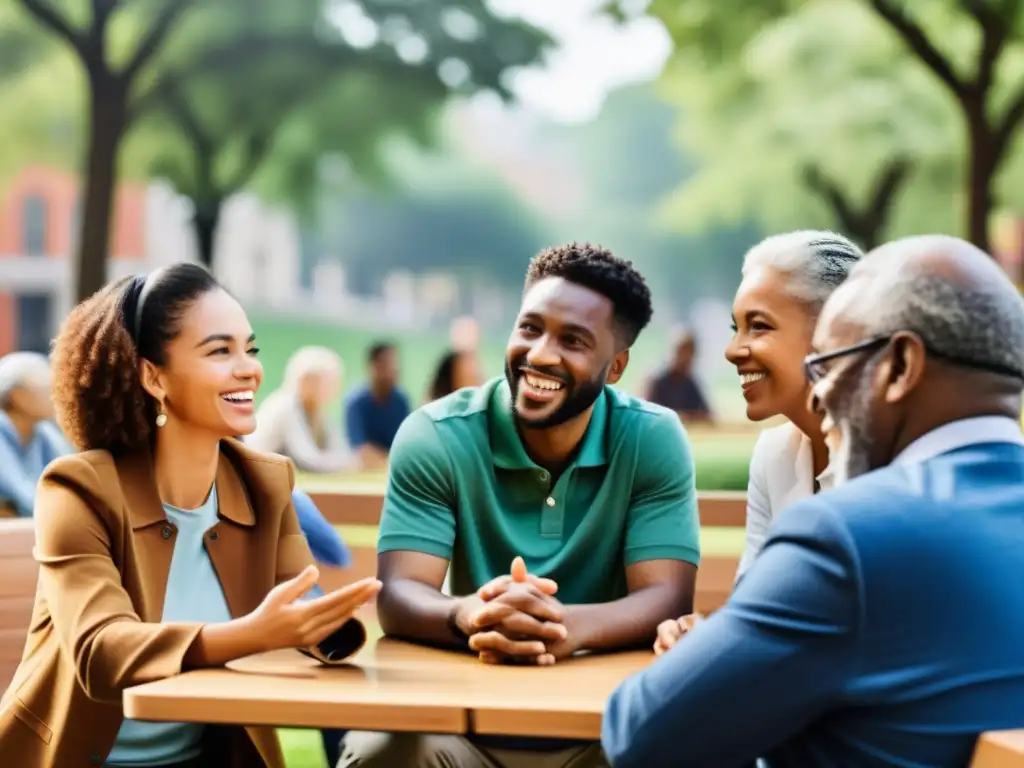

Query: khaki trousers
[[337, 731, 610, 768]]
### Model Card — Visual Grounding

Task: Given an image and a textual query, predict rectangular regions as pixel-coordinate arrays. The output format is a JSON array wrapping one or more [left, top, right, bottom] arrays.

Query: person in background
[[643, 327, 712, 424], [292, 488, 351, 571], [449, 315, 480, 353], [604, 235, 1024, 768], [0, 351, 72, 517], [339, 243, 700, 768], [343, 342, 410, 469], [0, 263, 380, 768], [249, 346, 354, 473], [426, 349, 483, 402]]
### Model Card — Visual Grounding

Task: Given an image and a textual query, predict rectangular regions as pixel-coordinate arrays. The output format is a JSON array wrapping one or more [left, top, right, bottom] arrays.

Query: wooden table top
[[122, 638, 653, 739]]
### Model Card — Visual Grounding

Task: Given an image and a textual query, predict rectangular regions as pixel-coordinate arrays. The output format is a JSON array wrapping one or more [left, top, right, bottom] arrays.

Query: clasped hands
[[455, 556, 577, 666]]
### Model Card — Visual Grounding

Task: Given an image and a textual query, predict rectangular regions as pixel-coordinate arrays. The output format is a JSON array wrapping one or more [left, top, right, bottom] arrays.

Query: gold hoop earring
[[155, 407, 168, 428]]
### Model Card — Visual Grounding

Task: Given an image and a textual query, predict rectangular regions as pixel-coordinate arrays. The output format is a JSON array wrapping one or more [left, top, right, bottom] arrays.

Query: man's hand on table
[[653, 613, 704, 656], [454, 556, 578, 665]]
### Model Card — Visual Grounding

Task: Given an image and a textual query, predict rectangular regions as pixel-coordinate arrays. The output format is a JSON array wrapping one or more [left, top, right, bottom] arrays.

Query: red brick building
[[0, 167, 147, 355]]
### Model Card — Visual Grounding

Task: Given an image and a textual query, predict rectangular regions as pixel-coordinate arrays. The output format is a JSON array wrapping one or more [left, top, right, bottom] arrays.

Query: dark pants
[[322, 728, 347, 766]]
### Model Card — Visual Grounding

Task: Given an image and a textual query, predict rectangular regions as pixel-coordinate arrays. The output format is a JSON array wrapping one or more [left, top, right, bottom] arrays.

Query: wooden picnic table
[[120, 635, 1024, 763], [123, 635, 651, 739]]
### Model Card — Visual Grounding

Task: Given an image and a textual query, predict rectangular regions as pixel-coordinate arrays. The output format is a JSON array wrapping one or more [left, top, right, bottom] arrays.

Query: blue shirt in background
[[0, 412, 71, 516], [292, 489, 350, 567], [107, 486, 232, 767], [343, 385, 410, 451]]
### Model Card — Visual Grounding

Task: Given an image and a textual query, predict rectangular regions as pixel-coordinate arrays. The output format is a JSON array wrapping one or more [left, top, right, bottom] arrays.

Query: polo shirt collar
[[488, 377, 608, 470]]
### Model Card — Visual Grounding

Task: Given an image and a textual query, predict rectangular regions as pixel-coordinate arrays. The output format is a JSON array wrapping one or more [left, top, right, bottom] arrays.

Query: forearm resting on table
[[568, 583, 690, 652], [183, 617, 266, 668], [378, 578, 468, 648]]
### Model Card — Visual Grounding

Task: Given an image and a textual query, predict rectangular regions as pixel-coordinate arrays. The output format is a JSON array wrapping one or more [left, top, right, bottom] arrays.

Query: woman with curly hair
[[0, 263, 380, 768]]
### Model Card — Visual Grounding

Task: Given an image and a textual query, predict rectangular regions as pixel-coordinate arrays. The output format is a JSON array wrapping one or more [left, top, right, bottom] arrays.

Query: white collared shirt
[[894, 416, 1024, 466]]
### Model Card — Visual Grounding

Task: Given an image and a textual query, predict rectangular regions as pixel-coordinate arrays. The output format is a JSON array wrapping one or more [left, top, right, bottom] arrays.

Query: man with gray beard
[[601, 235, 1024, 768]]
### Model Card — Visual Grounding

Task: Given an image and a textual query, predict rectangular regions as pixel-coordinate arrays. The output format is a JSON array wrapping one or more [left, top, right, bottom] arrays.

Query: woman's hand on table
[[185, 566, 380, 667], [653, 613, 704, 656], [250, 566, 381, 650]]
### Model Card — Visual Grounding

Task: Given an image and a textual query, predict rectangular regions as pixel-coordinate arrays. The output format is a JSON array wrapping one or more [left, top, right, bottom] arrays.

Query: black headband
[[122, 274, 151, 348]]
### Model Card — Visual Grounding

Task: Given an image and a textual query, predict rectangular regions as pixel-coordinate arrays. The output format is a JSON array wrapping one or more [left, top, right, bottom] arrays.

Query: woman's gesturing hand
[[249, 566, 381, 649]]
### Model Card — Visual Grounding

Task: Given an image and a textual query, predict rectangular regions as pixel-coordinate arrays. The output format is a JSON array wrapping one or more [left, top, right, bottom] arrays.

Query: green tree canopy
[[655, 0, 961, 250], [12, 0, 549, 297], [643, 0, 1024, 254]]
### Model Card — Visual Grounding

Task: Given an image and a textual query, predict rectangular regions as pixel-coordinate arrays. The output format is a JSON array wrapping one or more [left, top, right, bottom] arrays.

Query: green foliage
[[647, 0, 1024, 250], [9, 0, 551, 279], [543, 84, 760, 310], [652, 0, 962, 244], [131, 0, 551, 226], [318, 143, 552, 292]]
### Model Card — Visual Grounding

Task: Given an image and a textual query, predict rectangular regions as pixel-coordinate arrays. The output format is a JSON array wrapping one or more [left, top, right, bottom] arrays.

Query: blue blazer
[[603, 443, 1024, 768]]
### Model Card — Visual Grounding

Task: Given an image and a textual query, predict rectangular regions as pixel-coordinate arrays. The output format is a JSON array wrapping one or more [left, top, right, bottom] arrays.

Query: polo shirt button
[[545, 497, 556, 508], [208, 530, 219, 541], [539, 471, 549, 482], [160, 524, 174, 540]]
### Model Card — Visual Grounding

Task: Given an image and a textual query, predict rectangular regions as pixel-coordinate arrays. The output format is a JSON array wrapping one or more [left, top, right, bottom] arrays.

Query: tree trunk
[[192, 200, 222, 268], [966, 108, 996, 255], [75, 72, 127, 302]]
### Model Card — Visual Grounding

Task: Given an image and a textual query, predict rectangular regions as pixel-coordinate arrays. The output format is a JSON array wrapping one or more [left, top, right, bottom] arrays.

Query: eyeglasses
[[803, 337, 890, 384], [804, 333, 1024, 384]]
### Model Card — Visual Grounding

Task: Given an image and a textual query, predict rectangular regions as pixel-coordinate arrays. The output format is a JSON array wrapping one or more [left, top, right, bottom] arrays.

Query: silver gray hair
[[283, 346, 343, 391], [742, 230, 865, 312], [0, 352, 52, 408], [847, 235, 1024, 379]]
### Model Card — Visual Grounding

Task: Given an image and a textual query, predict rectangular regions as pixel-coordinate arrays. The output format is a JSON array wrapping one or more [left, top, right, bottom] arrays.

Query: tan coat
[[0, 439, 314, 768]]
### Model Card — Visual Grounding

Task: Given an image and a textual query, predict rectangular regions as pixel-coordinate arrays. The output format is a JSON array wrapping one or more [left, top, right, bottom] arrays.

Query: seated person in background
[[338, 243, 700, 768], [426, 348, 483, 402], [449, 315, 480, 353], [343, 342, 410, 469], [603, 235, 1024, 768], [0, 263, 380, 768], [292, 488, 351, 570], [249, 346, 354, 473], [643, 327, 713, 424], [0, 351, 72, 517]]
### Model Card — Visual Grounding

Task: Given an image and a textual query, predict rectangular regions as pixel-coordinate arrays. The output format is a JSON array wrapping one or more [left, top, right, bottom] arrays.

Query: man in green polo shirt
[[338, 243, 700, 768]]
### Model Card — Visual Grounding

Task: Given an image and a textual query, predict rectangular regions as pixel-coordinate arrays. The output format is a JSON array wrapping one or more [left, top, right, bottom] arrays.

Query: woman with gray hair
[[654, 230, 863, 655], [0, 351, 72, 517], [249, 345, 356, 473]]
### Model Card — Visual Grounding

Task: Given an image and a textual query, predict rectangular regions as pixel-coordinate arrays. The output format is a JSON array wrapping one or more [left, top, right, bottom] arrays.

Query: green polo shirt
[[378, 377, 700, 603]]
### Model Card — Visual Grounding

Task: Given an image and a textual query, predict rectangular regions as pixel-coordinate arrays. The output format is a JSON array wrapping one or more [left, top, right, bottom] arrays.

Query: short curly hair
[[51, 263, 220, 454], [524, 242, 653, 348]]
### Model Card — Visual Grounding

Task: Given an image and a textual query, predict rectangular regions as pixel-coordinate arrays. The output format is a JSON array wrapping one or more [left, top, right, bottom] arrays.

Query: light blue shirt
[[107, 486, 232, 767], [0, 412, 70, 516]]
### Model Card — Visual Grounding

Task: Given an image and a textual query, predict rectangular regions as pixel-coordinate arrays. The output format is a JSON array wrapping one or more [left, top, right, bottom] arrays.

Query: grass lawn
[[297, 428, 760, 496]]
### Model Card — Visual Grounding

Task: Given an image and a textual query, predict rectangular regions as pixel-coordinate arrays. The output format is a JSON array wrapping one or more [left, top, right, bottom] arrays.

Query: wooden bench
[[308, 489, 749, 529], [0, 519, 38, 694], [310, 490, 748, 616]]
